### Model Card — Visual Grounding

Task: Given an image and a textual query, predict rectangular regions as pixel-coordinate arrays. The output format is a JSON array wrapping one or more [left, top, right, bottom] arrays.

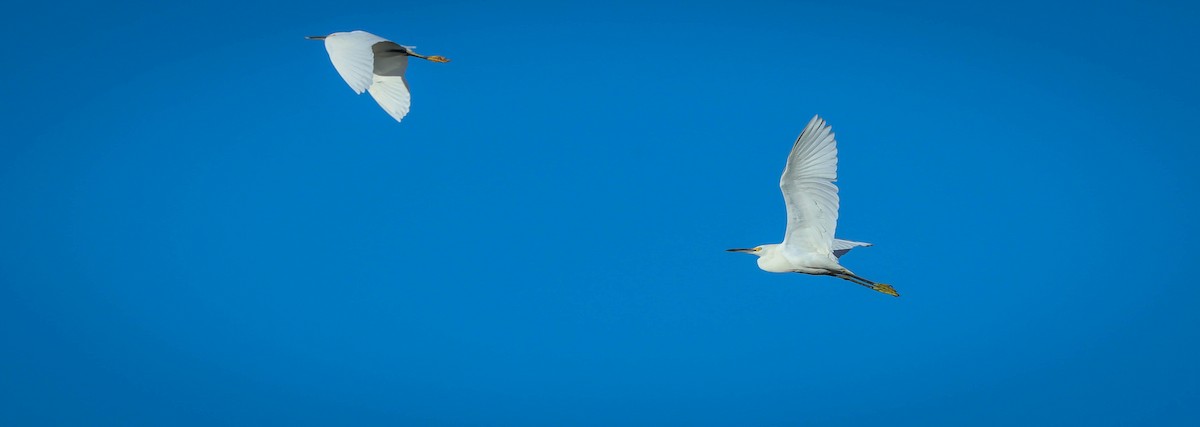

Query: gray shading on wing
[[366, 41, 412, 121], [371, 42, 410, 79], [780, 115, 840, 257]]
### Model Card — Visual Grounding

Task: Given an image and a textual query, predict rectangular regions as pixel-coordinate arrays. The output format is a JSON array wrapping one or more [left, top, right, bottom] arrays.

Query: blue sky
[[2, 0, 1198, 425]]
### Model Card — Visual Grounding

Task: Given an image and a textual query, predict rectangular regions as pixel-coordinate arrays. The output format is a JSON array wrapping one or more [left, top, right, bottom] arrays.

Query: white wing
[[367, 75, 411, 122], [322, 30, 389, 94], [322, 30, 412, 122], [780, 115, 840, 257]]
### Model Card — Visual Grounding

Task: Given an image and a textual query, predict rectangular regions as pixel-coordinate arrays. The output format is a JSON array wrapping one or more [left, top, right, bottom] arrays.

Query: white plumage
[[781, 115, 842, 259], [727, 115, 897, 297], [307, 30, 449, 123]]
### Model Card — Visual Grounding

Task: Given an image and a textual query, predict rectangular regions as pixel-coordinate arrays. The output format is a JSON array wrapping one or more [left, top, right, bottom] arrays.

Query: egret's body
[[306, 30, 449, 123], [728, 116, 898, 297]]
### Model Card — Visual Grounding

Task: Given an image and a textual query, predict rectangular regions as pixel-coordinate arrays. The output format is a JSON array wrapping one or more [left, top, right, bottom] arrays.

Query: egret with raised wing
[[727, 115, 898, 297], [307, 30, 450, 123]]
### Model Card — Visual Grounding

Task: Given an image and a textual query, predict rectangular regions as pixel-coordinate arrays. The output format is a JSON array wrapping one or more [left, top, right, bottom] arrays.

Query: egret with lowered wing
[[307, 30, 450, 123]]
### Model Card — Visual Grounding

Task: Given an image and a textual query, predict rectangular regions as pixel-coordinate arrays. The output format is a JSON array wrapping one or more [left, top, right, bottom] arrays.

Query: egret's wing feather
[[780, 115, 840, 257], [831, 238, 871, 258], [364, 41, 412, 121], [322, 30, 389, 94], [367, 76, 411, 122]]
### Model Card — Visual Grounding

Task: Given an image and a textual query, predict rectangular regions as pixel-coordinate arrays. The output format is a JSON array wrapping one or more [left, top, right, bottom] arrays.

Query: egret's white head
[[726, 246, 766, 257]]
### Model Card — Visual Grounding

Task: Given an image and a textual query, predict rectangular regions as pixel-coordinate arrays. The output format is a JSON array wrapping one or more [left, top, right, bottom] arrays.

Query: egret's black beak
[[726, 248, 755, 253], [305, 36, 327, 40]]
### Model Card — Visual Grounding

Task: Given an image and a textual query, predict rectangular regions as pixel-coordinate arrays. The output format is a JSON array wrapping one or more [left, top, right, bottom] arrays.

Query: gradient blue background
[[3, 0, 1198, 425]]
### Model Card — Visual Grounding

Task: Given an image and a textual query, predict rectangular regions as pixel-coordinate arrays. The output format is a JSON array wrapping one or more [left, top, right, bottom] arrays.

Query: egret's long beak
[[305, 36, 327, 40], [726, 248, 755, 253]]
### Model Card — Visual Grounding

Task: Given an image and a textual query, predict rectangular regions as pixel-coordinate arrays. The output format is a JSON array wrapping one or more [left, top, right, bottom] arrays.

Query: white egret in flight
[[727, 115, 898, 297], [307, 30, 450, 122]]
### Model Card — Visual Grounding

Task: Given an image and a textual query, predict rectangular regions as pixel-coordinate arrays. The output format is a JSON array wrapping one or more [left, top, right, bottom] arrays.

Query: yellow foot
[[426, 55, 451, 63], [871, 283, 900, 297]]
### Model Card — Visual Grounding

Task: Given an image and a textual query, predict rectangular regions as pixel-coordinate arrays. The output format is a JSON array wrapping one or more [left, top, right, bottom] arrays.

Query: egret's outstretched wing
[[780, 115, 840, 257], [322, 30, 389, 94]]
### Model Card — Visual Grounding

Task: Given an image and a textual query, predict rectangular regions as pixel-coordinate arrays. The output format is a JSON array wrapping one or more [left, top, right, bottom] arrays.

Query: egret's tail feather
[[832, 238, 872, 258]]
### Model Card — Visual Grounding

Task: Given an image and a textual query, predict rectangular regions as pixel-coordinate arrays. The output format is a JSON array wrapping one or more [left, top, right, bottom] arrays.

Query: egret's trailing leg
[[833, 273, 874, 291], [845, 272, 899, 297], [410, 52, 451, 63], [869, 283, 899, 297], [835, 273, 900, 297]]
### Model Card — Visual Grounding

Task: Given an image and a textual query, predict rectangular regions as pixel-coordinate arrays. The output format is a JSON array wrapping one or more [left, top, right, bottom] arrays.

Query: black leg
[[835, 272, 899, 297]]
